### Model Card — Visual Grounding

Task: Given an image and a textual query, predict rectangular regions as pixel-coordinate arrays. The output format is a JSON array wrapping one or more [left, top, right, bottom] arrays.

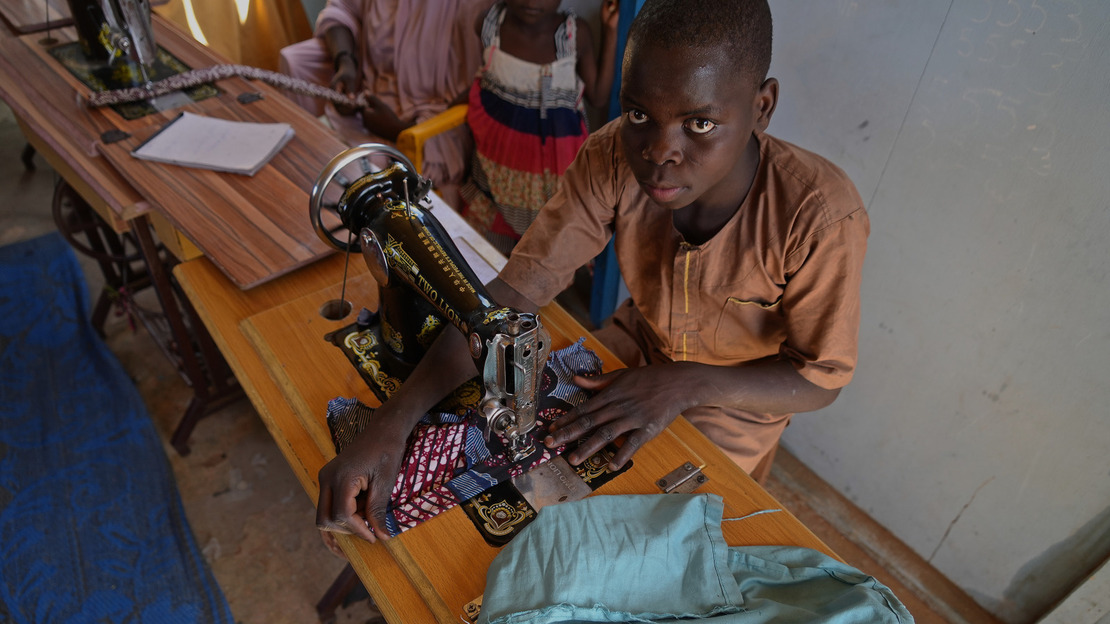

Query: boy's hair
[[628, 0, 773, 87]]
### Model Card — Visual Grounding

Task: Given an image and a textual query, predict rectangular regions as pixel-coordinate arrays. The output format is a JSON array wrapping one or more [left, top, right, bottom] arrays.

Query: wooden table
[[0, 24, 144, 234], [1, 15, 343, 288], [0, 15, 347, 451], [175, 203, 837, 624]]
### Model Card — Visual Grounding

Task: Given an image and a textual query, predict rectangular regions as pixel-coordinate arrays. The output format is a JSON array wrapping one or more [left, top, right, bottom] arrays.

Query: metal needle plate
[[512, 456, 592, 512]]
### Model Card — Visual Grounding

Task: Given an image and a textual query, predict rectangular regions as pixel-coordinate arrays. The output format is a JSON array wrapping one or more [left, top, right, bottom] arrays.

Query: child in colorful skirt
[[460, 0, 619, 254]]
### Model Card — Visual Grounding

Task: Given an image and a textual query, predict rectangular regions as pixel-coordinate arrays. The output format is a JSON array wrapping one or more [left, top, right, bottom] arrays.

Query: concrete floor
[[1, 99, 970, 623]]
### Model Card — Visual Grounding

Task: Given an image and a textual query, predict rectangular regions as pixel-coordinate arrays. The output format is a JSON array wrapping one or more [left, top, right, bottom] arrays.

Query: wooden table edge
[[173, 257, 439, 623]]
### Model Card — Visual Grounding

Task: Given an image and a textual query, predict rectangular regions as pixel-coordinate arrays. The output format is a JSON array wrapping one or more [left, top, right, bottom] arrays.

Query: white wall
[[767, 1, 1110, 622]]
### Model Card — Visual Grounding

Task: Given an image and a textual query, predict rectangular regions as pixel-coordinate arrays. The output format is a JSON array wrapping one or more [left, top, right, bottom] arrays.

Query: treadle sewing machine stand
[[128, 214, 244, 454], [51, 178, 243, 455], [13, 0, 245, 455]]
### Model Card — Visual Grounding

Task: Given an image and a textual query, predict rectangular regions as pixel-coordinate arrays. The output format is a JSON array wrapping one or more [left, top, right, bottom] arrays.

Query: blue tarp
[[0, 232, 233, 623]]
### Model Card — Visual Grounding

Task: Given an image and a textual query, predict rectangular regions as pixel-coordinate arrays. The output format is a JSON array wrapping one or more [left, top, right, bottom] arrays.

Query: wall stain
[[983, 381, 1009, 403], [993, 503, 1110, 623]]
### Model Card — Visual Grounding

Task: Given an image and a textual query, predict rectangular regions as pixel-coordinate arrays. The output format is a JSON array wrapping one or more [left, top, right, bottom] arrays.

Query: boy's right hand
[[544, 364, 694, 470], [315, 408, 410, 543]]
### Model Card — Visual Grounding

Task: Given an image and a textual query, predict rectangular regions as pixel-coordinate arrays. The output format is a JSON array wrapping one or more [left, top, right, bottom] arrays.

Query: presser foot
[[511, 456, 592, 512]]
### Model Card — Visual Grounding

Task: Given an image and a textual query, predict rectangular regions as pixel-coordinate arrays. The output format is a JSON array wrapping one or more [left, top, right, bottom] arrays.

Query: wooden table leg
[[315, 564, 362, 623], [129, 213, 244, 454], [22, 143, 36, 170], [51, 181, 150, 337]]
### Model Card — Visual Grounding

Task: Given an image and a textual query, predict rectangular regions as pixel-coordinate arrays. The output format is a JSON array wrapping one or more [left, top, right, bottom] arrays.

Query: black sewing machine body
[[311, 147, 550, 459], [65, 0, 157, 68]]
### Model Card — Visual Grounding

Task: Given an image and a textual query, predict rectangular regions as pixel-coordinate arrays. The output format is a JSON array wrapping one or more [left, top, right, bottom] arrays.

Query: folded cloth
[[480, 493, 915, 623]]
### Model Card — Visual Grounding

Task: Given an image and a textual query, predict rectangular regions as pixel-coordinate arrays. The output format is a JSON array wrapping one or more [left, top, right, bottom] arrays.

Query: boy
[[316, 0, 868, 542]]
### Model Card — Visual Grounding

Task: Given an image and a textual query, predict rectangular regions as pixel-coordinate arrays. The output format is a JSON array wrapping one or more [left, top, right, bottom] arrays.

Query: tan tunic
[[500, 120, 870, 471]]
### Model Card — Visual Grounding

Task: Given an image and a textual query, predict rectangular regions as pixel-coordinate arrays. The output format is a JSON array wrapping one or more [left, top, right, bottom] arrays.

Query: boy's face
[[619, 42, 777, 215]]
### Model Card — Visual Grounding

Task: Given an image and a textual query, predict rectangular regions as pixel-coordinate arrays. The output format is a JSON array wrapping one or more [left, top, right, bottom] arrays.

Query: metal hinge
[[657, 462, 709, 493], [462, 595, 482, 623]]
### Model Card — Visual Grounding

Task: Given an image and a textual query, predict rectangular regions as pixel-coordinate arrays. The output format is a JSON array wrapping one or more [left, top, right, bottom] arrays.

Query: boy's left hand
[[544, 363, 694, 470]]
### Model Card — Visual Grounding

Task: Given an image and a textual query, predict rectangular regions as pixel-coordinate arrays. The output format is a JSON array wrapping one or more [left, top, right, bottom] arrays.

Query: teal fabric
[[480, 494, 914, 624]]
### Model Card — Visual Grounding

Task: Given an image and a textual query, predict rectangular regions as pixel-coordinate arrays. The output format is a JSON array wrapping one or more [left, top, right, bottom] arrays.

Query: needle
[[403, 177, 412, 221], [338, 226, 353, 315]]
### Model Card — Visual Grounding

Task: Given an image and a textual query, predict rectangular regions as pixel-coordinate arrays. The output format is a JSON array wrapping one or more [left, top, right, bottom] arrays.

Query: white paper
[[429, 196, 507, 285], [131, 111, 294, 176]]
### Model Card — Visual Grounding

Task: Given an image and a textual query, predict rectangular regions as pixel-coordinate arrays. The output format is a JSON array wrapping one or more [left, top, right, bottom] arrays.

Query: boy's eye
[[627, 110, 648, 125], [686, 119, 716, 134]]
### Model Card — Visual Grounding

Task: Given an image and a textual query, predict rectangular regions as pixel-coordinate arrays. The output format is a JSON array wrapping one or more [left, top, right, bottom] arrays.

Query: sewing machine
[[65, 0, 156, 69], [309, 144, 550, 461]]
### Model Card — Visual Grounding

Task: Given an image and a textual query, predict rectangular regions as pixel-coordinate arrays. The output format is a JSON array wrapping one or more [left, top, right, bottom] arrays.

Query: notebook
[[130, 111, 294, 176]]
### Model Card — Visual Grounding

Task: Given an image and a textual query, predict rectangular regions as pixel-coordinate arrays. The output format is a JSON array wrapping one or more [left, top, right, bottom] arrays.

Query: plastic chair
[[395, 104, 468, 175]]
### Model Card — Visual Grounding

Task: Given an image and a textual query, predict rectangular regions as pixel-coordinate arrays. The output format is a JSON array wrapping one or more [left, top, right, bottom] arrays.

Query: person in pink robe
[[279, 0, 493, 207]]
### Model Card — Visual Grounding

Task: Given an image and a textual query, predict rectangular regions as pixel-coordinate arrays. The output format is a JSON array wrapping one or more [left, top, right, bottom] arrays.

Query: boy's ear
[[753, 77, 779, 134]]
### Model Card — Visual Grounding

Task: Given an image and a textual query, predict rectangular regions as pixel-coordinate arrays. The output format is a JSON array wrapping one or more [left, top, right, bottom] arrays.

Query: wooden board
[[89, 16, 346, 289], [173, 254, 438, 624], [1, 15, 344, 286], [0, 28, 144, 232]]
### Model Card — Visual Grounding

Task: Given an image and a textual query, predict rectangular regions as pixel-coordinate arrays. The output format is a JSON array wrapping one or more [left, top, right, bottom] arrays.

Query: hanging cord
[[84, 64, 368, 110], [722, 509, 783, 522]]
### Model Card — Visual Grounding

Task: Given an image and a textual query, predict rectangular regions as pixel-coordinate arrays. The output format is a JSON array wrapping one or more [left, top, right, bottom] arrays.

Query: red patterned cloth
[[326, 339, 600, 535]]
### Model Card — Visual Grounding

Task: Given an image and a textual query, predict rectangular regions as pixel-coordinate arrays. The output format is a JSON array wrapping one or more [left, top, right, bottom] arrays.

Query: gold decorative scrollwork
[[417, 315, 443, 348], [577, 447, 617, 484], [473, 496, 533, 536], [344, 330, 403, 399], [483, 308, 512, 325], [381, 318, 404, 354]]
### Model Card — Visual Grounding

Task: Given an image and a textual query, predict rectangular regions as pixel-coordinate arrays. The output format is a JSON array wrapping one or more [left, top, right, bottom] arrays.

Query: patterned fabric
[[0, 233, 233, 623], [460, 1, 589, 254], [327, 339, 601, 536]]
